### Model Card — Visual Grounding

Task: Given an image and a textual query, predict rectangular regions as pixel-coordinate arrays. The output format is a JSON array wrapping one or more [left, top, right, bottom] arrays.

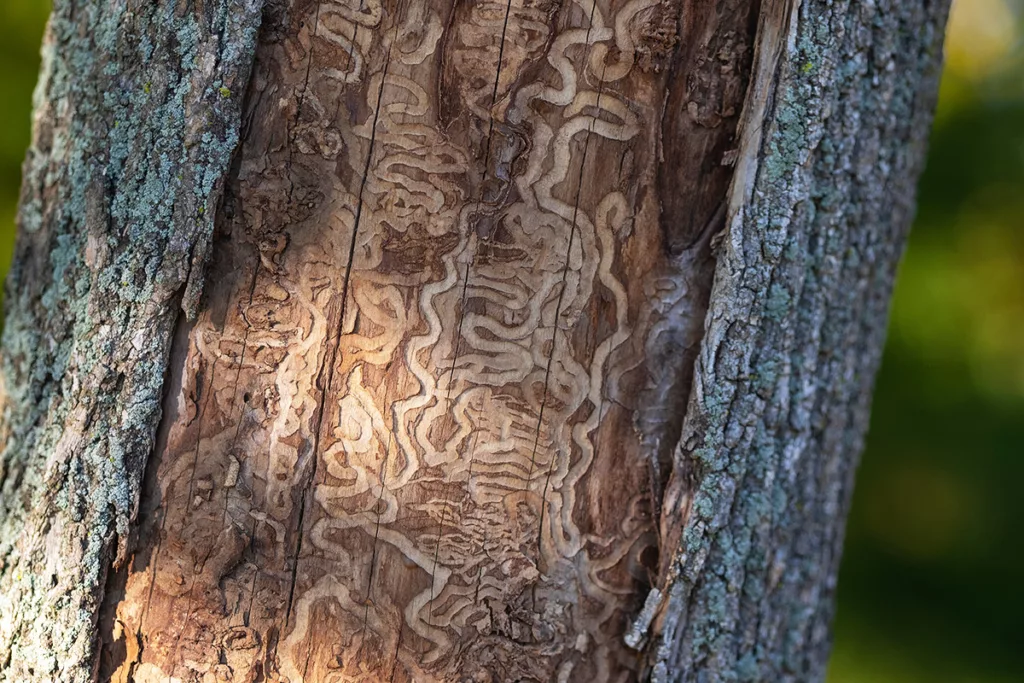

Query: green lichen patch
[[0, 1, 264, 681]]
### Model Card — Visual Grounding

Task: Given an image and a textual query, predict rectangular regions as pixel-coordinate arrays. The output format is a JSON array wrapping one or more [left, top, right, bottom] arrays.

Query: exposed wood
[[106, 0, 758, 680], [0, 0, 950, 681]]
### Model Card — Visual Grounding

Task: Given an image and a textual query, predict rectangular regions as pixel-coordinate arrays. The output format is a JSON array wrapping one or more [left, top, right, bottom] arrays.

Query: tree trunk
[[0, 0, 948, 681]]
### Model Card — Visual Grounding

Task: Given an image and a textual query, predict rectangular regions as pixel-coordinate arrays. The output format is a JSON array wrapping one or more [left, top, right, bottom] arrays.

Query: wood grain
[[105, 0, 756, 680]]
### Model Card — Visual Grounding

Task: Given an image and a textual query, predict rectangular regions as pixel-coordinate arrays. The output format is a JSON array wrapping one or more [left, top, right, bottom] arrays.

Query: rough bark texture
[[647, 0, 950, 680], [0, 2, 263, 681], [0, 0, 948, 682]]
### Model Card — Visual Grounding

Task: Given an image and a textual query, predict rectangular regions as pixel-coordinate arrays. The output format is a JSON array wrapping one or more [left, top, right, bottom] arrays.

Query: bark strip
[[647, 0, 950, 680], [0, 2, 264, 681]]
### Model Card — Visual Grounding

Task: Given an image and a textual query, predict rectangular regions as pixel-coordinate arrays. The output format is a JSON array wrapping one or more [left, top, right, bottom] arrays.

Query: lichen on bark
[[647, 0, 950, 680], [0, 2, 263, 681]]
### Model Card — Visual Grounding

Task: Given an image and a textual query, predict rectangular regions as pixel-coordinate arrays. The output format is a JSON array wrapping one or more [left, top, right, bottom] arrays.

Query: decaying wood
[[0, 0, 949, 681], [106, 0, 756, 679]]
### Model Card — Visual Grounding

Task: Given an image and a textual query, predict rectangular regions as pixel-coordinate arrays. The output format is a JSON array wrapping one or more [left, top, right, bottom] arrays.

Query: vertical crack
[[523, 5, 606, 548], [360, 377, 397, 642], [425, 0, 516, 626], [284, 48, 393, 626]]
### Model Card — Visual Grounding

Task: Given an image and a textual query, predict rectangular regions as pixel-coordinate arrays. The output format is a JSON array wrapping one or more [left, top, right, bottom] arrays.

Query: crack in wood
[[103, 0, 764, 680]]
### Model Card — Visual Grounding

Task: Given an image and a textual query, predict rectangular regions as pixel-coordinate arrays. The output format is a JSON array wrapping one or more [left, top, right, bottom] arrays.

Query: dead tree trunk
[[0, 0, 948, 681]]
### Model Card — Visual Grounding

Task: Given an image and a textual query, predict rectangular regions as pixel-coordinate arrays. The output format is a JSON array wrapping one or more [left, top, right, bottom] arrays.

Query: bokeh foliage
[[832, 1, 1024, 681], [0, 1, 1020, 681], [0, 1, 51, 276]]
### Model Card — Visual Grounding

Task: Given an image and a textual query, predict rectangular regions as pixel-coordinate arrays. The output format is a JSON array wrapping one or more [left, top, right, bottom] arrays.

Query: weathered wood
[[0, 0, 949, 681], [105, 0, 758, 680]]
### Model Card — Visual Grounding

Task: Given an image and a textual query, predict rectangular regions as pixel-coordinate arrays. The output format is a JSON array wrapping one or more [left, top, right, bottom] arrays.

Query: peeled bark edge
[[648, 0, 950, 680], [0, 2, 264, 681]]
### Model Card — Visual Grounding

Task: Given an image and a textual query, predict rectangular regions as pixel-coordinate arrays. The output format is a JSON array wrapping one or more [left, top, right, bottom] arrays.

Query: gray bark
[[648, 1, 949, 680], [0, 2, 262, 679], [0, 0, 948, 681]]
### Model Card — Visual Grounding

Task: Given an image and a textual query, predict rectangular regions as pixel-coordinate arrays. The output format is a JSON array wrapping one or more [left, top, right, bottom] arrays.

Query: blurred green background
[[0, 1, 1021, 681]]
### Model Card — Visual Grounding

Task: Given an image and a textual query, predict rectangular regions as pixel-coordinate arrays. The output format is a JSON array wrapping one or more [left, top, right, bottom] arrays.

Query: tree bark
[[0, 0, 948, 682]]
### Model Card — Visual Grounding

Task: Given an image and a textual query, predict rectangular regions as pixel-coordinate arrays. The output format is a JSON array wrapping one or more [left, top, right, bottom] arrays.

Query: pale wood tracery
[[107, 0, 752, 680]]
